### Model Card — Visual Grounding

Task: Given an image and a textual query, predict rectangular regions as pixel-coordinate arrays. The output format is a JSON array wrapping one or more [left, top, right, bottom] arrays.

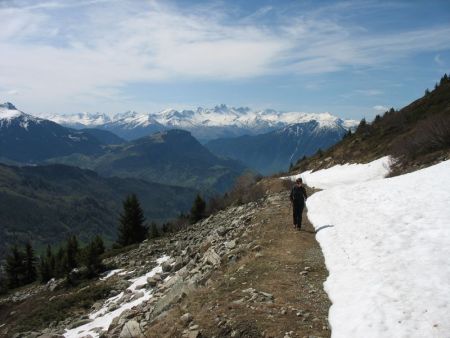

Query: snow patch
[[63, 255, 170, 338], [283, 156, 391, 189]]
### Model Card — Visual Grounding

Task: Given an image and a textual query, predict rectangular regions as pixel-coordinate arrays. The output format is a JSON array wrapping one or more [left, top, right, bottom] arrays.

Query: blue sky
[[1, 0, 450, 120]]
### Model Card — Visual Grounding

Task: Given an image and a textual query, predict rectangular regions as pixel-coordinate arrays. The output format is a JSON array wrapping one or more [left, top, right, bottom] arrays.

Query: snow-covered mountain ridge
[[0, 102, 44, 129], [40, 104, 359, 141]]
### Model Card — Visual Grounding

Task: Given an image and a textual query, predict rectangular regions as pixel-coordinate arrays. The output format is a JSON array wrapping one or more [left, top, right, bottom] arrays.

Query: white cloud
[[373, 105, 389, 112], [1, 0, 450, 111]]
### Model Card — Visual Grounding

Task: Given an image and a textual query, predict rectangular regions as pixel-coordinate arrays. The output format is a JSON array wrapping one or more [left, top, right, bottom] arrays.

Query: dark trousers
[[293, 203, 304, 227]]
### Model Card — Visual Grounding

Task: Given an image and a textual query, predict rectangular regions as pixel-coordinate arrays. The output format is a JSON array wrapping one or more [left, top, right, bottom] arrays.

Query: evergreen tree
[[83, 236, 105, 277], [5, 245, 25, 288], [0, 270, 7, 294], [190, 194, 206, 224], [149, 222, 159, 239], [425, 88, 430, 96], [55, 246, 66, 277], [65, 235, 79, 273], [24, 242, 37, 284], [117, 194, 148, 246], [38, 256, 52, 283], [46, 244, 56, 276]]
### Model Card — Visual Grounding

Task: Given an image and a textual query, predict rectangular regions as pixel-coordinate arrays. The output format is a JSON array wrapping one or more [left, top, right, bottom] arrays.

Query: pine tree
[[190, 194, 206, 224], [83, 236, 105, 277], [46, 244, 56, 276], [24, 242, 37, 284], [55, 246, 66, 277], [38, 256, 52, 283], [117, 194, 148, 246], [0, 271, 7, 294], [65, 235, 79, 273], [5, 245, 25, 288], [149, 222, 159, 239]]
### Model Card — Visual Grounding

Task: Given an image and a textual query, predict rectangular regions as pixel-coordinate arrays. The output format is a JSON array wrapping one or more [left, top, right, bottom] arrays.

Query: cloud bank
[[1, 0, 450, 111]]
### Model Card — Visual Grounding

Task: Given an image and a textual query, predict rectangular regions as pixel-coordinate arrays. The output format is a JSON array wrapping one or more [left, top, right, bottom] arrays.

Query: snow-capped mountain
[[0, 103, 104, 163], [206, 120, 349, 175], [43, 112, 112, 129], [40, 105, 359, 141]]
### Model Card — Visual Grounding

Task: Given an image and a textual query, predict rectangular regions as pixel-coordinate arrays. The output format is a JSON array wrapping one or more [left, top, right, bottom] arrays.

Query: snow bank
[[64, 255, 170, 338], [307, 160, 450, 337], [284, 156, 391, 189]]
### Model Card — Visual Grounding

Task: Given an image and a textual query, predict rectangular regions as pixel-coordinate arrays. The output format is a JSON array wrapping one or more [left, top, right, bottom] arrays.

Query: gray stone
[[161, 260, 172, 272], [203, 248, 221, 266], [225, 240, 237, 250], [180, 313, 193, 325], [119, 320, 144, 338]]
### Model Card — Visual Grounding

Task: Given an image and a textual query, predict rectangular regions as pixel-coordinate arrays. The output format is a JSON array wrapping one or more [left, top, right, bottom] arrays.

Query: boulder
[[119, 320, 144, 338]]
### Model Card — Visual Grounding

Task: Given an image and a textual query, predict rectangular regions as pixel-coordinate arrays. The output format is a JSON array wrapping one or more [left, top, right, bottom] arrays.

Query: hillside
[[292, 75, 450, 175], [0, 163, 197, 260], [48, 129, 247, 193], [206, 120, 348, 175], [0, 179, 331, 338]]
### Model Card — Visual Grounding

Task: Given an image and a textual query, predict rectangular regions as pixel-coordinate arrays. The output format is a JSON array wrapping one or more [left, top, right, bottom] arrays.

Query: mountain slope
[[48, 129, 247, 193], [292, 75, 450, 175], [79, 128, 125, 145], [0, 103, 104, 163], [206, 120, 348, 175], [42, 105, 358, 141], [0, 163, 197, 260]]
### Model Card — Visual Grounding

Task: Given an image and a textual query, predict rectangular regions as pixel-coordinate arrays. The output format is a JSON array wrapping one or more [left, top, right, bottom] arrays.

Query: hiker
[[290, 177, 307, 230]]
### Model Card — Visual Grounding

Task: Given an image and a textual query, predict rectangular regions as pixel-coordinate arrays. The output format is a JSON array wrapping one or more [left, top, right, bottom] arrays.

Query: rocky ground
[[0, 179, 330, 338]]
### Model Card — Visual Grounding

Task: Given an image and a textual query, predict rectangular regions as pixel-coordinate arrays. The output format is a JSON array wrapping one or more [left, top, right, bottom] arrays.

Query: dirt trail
[[147, 185, 331, 338]]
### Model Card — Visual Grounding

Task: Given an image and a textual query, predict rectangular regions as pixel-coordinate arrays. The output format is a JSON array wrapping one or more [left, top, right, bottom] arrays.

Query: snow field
[[305, 160, 450, 337]]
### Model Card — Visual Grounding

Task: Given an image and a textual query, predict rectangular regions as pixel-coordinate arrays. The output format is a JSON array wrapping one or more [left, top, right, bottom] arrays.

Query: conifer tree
[[117, 194, 147, 246], [190, 194, 206, 224], [39, 256, 52, 283], [5, 245, 25, 288], [65, 235, 79, 273], [24, 242, 37, 284], [55, 246, 66, 277], [83, 236, 105, 277], [149, 222, 159, 239], [46, 244, 56, 276]]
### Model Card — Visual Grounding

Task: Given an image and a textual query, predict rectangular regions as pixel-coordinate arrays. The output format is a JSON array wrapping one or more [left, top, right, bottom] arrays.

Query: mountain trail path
[[146, 182, 331, 338]]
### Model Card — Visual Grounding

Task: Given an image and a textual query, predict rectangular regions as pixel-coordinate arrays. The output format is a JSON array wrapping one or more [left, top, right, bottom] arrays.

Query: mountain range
[[40, 104, 359, 142], [206, 120, 349, 174]]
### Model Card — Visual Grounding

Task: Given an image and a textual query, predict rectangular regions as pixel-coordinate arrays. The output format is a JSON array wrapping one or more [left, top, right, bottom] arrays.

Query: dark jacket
[[290, 185, 307, 205]]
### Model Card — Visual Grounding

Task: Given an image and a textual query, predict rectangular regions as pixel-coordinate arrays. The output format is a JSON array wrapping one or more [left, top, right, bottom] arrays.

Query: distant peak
[[0, 102, 17, 110]]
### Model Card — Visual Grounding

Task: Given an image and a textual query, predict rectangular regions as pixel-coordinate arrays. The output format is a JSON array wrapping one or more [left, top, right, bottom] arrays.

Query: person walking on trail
[[290, 177, 307, 230]]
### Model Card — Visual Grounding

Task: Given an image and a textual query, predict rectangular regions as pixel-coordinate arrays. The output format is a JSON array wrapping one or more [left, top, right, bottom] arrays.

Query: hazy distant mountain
[[0, 163, 197, 260], [0, 103, 105, 163], [206, 120, 349, 175], [41, 105, 358, 141], [48, 129, 247, 193]]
